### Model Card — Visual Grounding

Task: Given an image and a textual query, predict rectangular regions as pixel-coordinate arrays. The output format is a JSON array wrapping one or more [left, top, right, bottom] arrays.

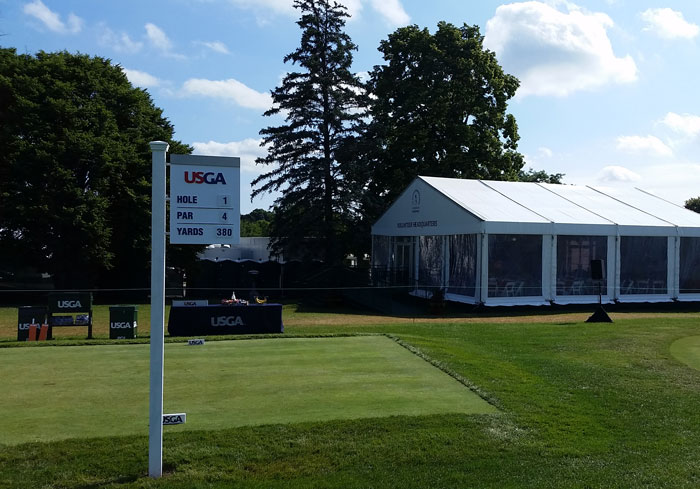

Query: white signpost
[[148, 144, 241, 478]]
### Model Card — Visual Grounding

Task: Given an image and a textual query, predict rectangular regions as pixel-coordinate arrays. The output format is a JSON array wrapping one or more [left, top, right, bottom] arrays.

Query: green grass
[[0, 336, 494, 445], [670, 334, 700, 370], [2, 311, 700, 488]]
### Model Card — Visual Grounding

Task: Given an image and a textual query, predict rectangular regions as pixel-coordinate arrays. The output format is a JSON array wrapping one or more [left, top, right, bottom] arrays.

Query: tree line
[[254, 0, 563, 265], [3, 0, 692, 289], [0, 49, 195, 289]]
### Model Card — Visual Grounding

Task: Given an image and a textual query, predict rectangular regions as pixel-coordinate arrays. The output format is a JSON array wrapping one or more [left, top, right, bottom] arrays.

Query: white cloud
[[616, 135, 673, 157], [523, 146, 554, 170], [225, 0, 406, 26], [596, 165, 641, 183], [340, 0, 363, 19], [641, 8, 699, 40], [181, 78, 272, 110], [123, 69, 161, 89], [98, 24, 143, 53], [483, 1, 637, 97], [227, 0, 295, 16], [356, 71, 370, 83], [23, 0, 83, 34], [660, 112, 700, 138], [229, 0, 364, 18], [538, 146, 553, 158], [198, 41, 231, 55], [569, 160, 700, 206], [368, 0, 409, 26], [144, 23, 186, 59], [192, 139, 268, 174], [145, 23, 173, 51]]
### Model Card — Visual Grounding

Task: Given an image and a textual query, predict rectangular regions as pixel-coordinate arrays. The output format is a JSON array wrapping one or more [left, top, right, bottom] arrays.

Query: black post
[[586, 260, 612, 323]]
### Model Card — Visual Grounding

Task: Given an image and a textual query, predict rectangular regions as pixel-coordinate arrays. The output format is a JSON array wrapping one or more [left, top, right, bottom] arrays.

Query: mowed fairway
[[0, 336, 494, 445]]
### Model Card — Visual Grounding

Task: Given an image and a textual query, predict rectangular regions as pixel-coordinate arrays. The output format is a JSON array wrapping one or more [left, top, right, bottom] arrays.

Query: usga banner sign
[[162, 413, 186, 425], [169, 154, 240, 245]]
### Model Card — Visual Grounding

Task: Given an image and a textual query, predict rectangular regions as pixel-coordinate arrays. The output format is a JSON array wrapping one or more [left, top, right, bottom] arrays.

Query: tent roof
[[422, 176, 700, 228], [372, 176, 700, 236]]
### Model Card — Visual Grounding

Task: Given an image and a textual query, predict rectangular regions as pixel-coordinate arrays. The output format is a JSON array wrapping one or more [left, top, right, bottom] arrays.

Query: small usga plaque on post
[[188, 338, 205, 345], [163, 413, 186, 425]]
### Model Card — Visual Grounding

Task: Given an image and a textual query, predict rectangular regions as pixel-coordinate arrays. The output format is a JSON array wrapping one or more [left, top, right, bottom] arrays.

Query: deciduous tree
[[518, 169, 564, 184], [241, 209, 274, 237], [0, 48, 191, 289], [363, 22, 525, 216]]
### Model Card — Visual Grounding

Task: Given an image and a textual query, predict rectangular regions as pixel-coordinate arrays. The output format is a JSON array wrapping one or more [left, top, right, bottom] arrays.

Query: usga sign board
[[162, 413, 186, 425], [169, 154, 240, 245]]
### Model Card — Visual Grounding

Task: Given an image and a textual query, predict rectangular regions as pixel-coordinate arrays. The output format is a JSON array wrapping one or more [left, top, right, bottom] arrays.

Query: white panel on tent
[[487, 234, 543, 299], [540, 183, 675, 233], [421, 177, 550, 224], [482, 181, 612, 226], [619, 236, 668, 296], [555, 235, 608, 298], [679, 237, 700, 298], [591, 186, 700, 236]]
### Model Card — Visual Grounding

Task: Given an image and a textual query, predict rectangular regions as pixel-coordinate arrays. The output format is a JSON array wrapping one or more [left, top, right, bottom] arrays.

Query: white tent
[[371, 176, 700, 306]]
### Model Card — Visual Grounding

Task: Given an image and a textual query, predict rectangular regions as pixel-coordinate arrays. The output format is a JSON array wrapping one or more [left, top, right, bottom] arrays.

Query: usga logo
[[111, 321, 135, 329], [184, 171, 227, 185], [18, 322, 32, 330], [58, 300, 82, 308], [211, 316, 245, 327], [162, 413, 186, 425]]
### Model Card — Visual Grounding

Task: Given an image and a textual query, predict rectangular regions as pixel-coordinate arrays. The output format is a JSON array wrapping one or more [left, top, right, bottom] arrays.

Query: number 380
[[216, 228, 232, 237]]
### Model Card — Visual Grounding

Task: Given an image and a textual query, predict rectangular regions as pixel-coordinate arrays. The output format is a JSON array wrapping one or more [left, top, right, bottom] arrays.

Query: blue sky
[[3, 0, 699, 214]]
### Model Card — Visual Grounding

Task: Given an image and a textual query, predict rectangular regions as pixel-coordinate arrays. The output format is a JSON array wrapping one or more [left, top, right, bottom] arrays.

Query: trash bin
[[17, 306, 47, 341], [109, 305, 138, 339]]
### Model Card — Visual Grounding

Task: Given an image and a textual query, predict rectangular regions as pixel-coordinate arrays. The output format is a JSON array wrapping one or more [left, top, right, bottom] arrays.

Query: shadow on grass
[[293, 291, 700, 321], [77, 473, 141, 489]]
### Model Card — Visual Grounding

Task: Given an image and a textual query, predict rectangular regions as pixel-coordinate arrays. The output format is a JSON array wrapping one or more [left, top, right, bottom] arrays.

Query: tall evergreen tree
[[252, 0, 366, 264]]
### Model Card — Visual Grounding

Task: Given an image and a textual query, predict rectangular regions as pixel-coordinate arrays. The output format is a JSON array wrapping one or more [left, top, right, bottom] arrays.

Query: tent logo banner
[[411, 189, 421, 213]]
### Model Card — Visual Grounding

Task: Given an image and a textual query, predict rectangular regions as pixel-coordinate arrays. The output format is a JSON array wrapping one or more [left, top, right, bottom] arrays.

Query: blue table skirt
[[167, 304, 283, 336]]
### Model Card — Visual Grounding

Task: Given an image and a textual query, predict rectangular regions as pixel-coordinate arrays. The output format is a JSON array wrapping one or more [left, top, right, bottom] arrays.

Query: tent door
[[396, 238, 414, 285]]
